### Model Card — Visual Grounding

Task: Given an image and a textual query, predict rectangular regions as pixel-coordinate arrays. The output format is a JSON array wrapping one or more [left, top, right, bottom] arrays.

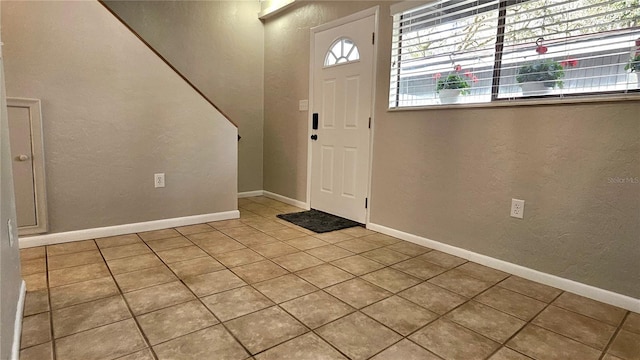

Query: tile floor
[[19, 196, 640, 360]]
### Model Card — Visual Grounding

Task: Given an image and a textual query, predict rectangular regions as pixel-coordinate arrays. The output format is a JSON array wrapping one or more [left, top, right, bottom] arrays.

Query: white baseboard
[[11, 280, 26, 360], [367, 222, 640, 313], [238, 190, 264, 198], [263, 191, 310, 210], [19, 210, 239, 249]]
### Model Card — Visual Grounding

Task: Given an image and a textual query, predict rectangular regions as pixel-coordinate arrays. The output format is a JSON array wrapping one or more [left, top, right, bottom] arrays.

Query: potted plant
[[624, 47, 640, 88], [435, 65, 477, 104], [516, 59, 565, 95]]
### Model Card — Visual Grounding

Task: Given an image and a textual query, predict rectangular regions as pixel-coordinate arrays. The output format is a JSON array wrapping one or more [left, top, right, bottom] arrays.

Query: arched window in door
[[324, 37, 360, 67]]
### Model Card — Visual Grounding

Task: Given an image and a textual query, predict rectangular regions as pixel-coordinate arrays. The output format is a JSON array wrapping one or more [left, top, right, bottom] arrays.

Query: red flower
[[636, 38, 640, 47], [464, 71, 472, 78], [472, 76, 479, 83], [454, 64, 462, 72], [536, 45, 548, 54], [561, 58, 578, 68], [434, 73, 442, 79]]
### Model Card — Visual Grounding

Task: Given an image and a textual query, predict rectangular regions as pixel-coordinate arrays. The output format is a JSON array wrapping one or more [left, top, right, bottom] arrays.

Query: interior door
[[311, 14, 375, 224]]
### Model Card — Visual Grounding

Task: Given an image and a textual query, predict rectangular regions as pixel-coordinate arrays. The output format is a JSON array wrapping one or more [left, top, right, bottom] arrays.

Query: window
[[325, 37, 360, 67], [389, 0, 640, 108]]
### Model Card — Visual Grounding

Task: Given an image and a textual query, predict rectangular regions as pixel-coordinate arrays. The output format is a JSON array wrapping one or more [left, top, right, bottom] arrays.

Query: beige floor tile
[[21, 258, 46, 276], [124, 281, 195, 315], [153, 325, 249, 360], [137, 300, 218, 345], [507, 324, 601, 360], [603, 354, 626, 360], [361, 268, 421, 293], [95, 234, 142, 249], [339, 227, 376, 237], [305, 245, 354, 262], [251, 242, 299, 258], [106, 253, 164, 275], [138, 228, 181, 241], [331, 255, 385, 276], [285, 236, 330, 250], [280, 290, 354, 329], [21, 246, 46, 261], [391, 258, 447, 280], [24, 289, 49, 316], [220, 225, 261, 238], [428, 269, 493, 297], [608, 329, 640, 360], [532, 305, 616, 349], [265, 227, 307, 240], [195, 236, 247, 255], [296, 264, 354, 288], [175, 223, 214, 235], [100, 243, 152, 261], [55, 319, 146, 360], [47, 240, 97, 257], [48, 262, 111, 288], [231, 260, 288, 284], [272, 252, 324, 272], [21, 312, 51, 348], [488, 347, 533, 360], [417, 250, 467, 269], [208, 219, 245, 230], [623, 312, 640, 334], [363, 296, 438, 336], [19, 342, 53, 360], [52, 295, 131, 338], [24, 272, 48, 291], [446, 301, 526, 343], [410, 319, 499, 360], [183, 269, 247, 296], [254, 274, 318, 303], [335, 238, 384, 253], [225, 306, 307, 354], [499, 276, 562, 303], [398, 282, 468, 314], [47, 250, 103, 270], [312, 231, 354, 243], [456, 262, 509, 283], [386, 241, 432, 256], [326, 278, 392, 309], [233, 232, 281, 247], [475, 286, 546, 321], [114, 266, 176, 292], [188, 229, 234, 242], [360, 233, 402, 246], [201, 286, 274, 321], [155, 245, 208, 263], [361, 247, 410, 266], [50, 277, 119, 310], [167, 256, 225, 278], [116, 348, 155, 360], [370, 339, 442, 360], [145, 236, 193, 252], [215, 248, 265, 267], [244, 219, 289, 232], [316, 312, 401, 360], [553, 292, 627, 326], [255, 332, 348, 360]]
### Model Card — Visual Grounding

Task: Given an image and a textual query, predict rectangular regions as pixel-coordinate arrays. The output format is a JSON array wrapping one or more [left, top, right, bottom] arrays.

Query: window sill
[[388, 92, 640, 112]]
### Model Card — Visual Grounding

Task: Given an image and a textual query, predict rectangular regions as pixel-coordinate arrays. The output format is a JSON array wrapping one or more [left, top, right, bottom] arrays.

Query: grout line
[[598, 311, 628, 360], [44, 248, 57, 360]]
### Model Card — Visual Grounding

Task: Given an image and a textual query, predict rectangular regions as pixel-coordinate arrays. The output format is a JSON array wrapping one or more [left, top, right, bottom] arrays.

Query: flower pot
[[519, 81, 554, 96], [627, 72, 639, 89], [439, 89, 462, 104]]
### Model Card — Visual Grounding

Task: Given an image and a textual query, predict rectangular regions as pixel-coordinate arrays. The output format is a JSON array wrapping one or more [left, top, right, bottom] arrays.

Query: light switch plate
[[299, 100, 309, 111]]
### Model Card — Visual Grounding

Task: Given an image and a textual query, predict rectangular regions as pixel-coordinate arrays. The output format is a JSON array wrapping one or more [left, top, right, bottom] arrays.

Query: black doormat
[[277, 209, 363, 233]]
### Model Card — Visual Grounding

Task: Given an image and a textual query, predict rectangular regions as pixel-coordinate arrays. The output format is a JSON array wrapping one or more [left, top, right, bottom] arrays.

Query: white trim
[[238, 190, 264, 198], [368, 222, 640, 312], [307, 6, 379, 226], [263, 191, 310, 210], [11, 280, 26, 360], [258, 0, 296, 20], [18, 211, 239, 249], [390, 0, 434, 16]]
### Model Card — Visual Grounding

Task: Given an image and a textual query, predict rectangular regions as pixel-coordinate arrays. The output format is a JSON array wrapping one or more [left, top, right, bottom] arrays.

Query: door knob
[[310, 134, 318, 141], [17, 154, 30, 161]]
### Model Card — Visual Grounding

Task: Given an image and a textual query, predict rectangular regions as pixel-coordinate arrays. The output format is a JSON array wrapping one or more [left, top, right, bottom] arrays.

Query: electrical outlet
[[154, 173, 165, 188], [510, 199, 525, 219]]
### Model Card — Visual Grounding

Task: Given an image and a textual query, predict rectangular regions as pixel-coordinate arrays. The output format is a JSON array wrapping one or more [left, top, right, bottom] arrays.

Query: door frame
[[7, 97, 48, 235], [306, 6, 379, 225]]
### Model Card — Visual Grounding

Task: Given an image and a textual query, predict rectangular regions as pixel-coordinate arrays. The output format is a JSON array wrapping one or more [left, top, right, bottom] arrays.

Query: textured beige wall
[[0, 5, 23, 356], [263, 2, 640, 298], [103, 0, 264, 193], [3, 1, 237, 233]]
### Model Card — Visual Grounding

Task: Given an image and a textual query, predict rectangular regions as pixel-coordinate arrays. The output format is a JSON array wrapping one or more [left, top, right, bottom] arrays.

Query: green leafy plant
[[436, 74, 471, 95], [624, 54, 640, 73], [516, 59, 565, 88]]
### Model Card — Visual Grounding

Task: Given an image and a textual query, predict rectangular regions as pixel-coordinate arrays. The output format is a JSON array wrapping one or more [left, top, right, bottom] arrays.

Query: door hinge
[[365, 198, 368, 209], [368, 117, 371, 129], [372, 32, 375, 45]]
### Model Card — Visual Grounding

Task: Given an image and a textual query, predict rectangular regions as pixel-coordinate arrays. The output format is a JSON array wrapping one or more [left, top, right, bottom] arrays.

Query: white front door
[[310, 14, 375, 224]]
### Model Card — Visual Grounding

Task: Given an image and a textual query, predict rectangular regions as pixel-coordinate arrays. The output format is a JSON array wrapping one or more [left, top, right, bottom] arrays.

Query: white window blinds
[[390, 0, 640, 108]]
